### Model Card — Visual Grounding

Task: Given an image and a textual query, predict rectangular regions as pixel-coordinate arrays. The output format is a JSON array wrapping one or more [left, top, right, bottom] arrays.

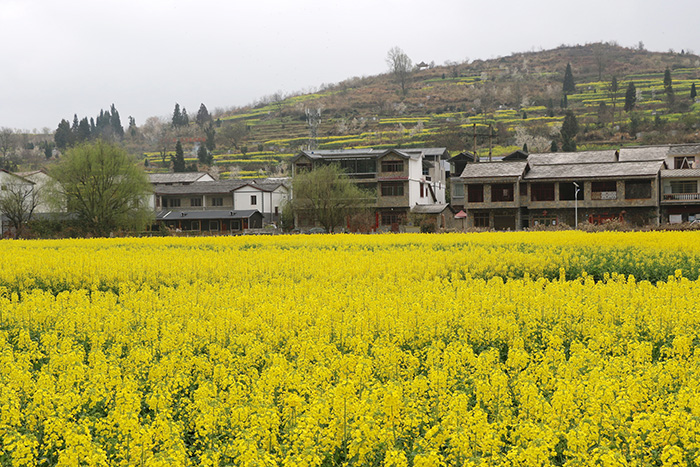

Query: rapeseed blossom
[[1, 232, 700, 465]]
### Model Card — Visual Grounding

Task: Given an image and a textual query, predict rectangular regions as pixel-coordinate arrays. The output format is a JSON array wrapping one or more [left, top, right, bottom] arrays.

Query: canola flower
[[1, 231, 700, 466]]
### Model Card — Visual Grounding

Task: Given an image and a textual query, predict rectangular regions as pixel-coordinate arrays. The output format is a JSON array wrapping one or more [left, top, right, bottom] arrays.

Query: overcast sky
[[1, 0, 697, 132]]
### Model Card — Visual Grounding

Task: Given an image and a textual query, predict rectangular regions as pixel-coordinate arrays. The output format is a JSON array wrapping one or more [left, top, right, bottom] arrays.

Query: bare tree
[[0, 179, 40, 238], [217, 121, 248, 152], [386, 47, 413, 95], [0, 127, 18, 170], [306, 107, 322, 150]]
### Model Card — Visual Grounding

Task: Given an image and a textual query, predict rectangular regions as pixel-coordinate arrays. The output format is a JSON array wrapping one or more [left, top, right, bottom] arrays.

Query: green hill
[[66, 43, 699, 178]]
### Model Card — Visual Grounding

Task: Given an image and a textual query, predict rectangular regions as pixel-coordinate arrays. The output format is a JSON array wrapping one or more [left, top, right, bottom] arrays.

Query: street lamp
[[573, 182, 580, 229]]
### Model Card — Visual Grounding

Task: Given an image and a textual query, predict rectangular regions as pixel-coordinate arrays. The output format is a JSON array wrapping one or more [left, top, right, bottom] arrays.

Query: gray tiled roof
[[661, 168, 700, 178], [669, 144, 700, 156], [524, 161, 663, 180], [154, 180, 246, 195], [411, 204, 451, 214], [149, 172, 212, 184], [296, 147, 448, 161], [459, 161, 528, 179]]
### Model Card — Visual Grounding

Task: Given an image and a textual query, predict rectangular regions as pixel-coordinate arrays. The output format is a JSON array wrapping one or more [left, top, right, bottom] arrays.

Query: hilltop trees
[[48, 140, 152, 236], [386, 46, 413, 96], [53, 105, 125, 150]]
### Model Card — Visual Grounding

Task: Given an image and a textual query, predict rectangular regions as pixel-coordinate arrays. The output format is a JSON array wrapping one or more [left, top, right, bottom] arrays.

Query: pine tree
[[563, 63, 575, 95], [181, 108, 189, 126], [110, 104, 124, 139], [196, 103, 212, 127], [172, 103, 183, 127], [550, 140, 559, 152], [197, 144, 212, 166], [624, 82, 637, 112], [522, 143, 528, 153], [205, 124, 216, 151], [561, 110, 578, 152], [54, 119, 73, 150], [691, 83, 697, 100], [172, 140, 186, 172], [664, 68, 675, 106]]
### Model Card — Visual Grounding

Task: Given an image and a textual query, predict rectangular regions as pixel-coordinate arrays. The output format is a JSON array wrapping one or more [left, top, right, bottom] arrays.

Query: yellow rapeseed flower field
[[2, 231, 700, 466]]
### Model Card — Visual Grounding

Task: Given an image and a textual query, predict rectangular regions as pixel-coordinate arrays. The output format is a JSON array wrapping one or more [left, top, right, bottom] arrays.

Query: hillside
[[10, 43, 700, 178], [168, 42, 698, 178]]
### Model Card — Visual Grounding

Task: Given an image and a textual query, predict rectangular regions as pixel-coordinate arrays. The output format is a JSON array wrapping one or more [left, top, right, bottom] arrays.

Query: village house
[[291, 147, 450, 230], [151, 175, 289, 233], [452, 144, 700, 229]]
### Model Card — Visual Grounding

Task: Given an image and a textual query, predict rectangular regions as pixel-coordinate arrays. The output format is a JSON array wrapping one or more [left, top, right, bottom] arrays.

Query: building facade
[[453, 145, 700, 229], [291, 148, 449, 230]]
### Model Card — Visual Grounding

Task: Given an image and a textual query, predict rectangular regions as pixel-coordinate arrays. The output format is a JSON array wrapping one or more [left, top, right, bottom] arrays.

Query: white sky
[[1, 0, 697, 132]]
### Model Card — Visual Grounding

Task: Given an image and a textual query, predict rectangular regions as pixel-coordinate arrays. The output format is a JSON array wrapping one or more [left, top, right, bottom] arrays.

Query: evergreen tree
[[196, 103, 212, 127], [550, 140, 559, 152], [181, 108, 189, 126], [197, 144, 212, 166], [55, 119, 73, 150], [522, 143, 528, 153], [71, 114, 80, 137], [691, 83, 697, 100], [77, 117, 91, 143], [110, 104, 124, 139], [205, 124, 216, 151], [172, 140, 186, 172], [624, 82, 637, 112], [128, 116, 138, 138], [563, 63, 576, 95], [664, 68, 675, 105], [561, 110, 578, 152], [172, 103, 183, 127]]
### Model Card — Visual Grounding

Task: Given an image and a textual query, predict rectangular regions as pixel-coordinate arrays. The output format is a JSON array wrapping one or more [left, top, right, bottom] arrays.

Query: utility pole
[[472, 123, 477, 160], [488, 124, 493, 162]]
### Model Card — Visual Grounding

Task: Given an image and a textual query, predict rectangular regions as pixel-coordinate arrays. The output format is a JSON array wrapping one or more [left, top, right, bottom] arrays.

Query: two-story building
[[151, 176, 290, 233], [453, 146, 688, 229], [291, 147, 449, 230]]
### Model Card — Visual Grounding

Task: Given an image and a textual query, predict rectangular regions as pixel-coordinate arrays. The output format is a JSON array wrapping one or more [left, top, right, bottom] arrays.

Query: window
[[675, 157, 693, 169], [559, 182, 584, 200], [381, 181, 404, 197], [209, 220, 220, 231], [591, 181, 617, 200], [531, 183, 555, 201], [381, 160, 404, 172], [467, 184, 484, 203], [670, 180, 697, 193], [473, 212, 489, 228], [491, 183, 514, 202], [296, 162, 312, 173], [190, 221, 200, 231], [452, 183, 464, 198], [274, 206, 279, 216], [420, 183, 425, 198], [251, 195, 257, 205], [212, 197, 223, 206], [190, 197, 202, 207], [625, 180, 652, 199], [168, 198, 181, 207], [381, 212, 403, 225]]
